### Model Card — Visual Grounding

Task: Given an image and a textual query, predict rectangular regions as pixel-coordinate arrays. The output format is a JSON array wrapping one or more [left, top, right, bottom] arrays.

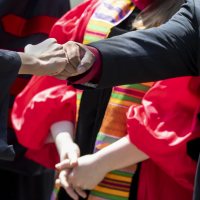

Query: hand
[[18, 38, 67, 77], [59, 41, 95, 78], [56, 154, 108, 190], [56, 169, 87, 200], [54, 138, 84, 199], [50, 121, 80, 165], [55, 142, 85, 200], [59, 141, 80, 165]]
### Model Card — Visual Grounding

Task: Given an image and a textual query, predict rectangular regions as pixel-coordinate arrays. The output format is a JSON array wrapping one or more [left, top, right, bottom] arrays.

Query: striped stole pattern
[[83, 0, 134, 44], [82, 1, 153, 200], [89, 83, 153, 200]]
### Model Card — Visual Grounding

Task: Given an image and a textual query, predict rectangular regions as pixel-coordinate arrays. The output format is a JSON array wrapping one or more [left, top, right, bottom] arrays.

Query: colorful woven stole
[[76, 0, 135, 120], [82, 1, 153, 200]]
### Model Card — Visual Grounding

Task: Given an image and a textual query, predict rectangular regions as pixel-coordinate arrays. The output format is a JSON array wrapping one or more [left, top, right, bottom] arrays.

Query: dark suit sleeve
[[90, 0, 199, 88], [0, 49, 21, 161]]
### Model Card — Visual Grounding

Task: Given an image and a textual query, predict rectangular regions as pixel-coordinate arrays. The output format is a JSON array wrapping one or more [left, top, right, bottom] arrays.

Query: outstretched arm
[[90, 0, 198, 88], [63, 1, 199, 87]]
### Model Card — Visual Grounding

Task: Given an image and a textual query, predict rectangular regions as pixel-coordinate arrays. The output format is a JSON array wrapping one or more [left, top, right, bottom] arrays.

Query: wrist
[[17, 52, 40, 74], [94, 151, 113, 174], [55, 134, 74, 157]]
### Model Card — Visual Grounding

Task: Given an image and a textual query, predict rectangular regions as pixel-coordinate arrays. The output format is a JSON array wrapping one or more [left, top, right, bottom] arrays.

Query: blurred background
[[70, 0, 82, 7]]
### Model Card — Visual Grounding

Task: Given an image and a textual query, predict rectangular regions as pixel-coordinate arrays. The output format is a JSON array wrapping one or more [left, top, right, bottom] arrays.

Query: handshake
[[18, 38, 95, 79]]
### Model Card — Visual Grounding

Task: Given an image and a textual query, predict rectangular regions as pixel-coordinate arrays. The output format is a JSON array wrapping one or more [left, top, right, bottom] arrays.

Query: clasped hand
[[55, 154, 108, 200], [24, 38, 95, 79]]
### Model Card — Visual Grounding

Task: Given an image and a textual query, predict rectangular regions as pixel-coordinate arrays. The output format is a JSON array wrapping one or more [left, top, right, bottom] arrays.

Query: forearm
[[89, 1, 198, 88], [51, 121, 74, 160], [95, 136, 148, 173]]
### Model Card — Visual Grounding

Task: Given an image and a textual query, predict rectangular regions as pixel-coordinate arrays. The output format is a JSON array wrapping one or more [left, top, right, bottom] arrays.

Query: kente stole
[[82, 1, 153, 200]]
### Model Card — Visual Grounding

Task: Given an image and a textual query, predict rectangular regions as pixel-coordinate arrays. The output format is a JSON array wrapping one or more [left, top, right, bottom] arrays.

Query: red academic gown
[[128, 76, 199, 200]]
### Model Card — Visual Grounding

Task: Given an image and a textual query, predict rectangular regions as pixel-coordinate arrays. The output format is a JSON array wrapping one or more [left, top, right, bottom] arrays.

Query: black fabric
[[90, 0, 199, 88], [193, 154, 200, 200], [129, 163, 141, 200], [0, 128, 51, 175], [0, 169, 54, 200], [187, 138, 200, 161], [0, 50, 21, 160]]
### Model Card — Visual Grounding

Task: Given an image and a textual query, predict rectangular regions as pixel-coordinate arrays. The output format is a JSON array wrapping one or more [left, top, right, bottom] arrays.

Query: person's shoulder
[[193, 0, 200, 24], [174, 0, 199, 27], [184, 0, 200, 22]]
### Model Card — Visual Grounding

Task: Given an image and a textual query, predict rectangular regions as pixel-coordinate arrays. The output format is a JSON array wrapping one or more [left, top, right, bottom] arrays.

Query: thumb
[[55, 159, 71, 170]]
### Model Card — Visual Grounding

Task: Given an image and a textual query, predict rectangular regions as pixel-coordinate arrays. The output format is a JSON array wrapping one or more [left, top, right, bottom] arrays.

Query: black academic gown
[[0, 50, 21, 160]]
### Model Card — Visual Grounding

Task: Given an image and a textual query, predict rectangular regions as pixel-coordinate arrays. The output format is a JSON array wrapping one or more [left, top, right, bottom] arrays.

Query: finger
[[55, 159, 71, 170], [66, 42, 81, 68], [77, 48, 95, 73], [42, 38, 57, 44], [74, 187, 87, 199], [68, 151, 79, 167], [63, 43, 80, 74], [46, 58, 67, 76], [55, 178, 61, 188], [57, 68, 71, 78], [59, 170, 79, 200], [65, 186, 79, 200], [40, 50, 66, 60], [25, 38, 60, 56]]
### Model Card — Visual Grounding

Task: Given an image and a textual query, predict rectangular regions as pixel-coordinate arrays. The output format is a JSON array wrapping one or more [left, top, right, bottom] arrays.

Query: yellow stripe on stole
[[106, 173, 132, 183], [94, 186, 129, 198], [110, 98, 140, 107], [87, 19, 113, 30]]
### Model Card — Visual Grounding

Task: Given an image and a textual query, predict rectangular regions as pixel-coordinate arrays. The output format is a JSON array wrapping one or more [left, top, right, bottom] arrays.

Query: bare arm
[[56, 136, 148, 192], [95, 136, 148, 172], [50, 121, 80, 163]]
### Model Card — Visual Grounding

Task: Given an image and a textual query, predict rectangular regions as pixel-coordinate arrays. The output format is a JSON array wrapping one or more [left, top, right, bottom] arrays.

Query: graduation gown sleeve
[[0, 50, 21, 161], [11, 76, 76, 168]]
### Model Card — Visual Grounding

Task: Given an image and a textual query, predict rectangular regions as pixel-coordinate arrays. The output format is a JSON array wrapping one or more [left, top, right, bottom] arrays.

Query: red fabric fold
[[127, 76, 200, 200], [12, 76, 76, 168], [49, 0, 100, 43], [2, 15, 58, 37]]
